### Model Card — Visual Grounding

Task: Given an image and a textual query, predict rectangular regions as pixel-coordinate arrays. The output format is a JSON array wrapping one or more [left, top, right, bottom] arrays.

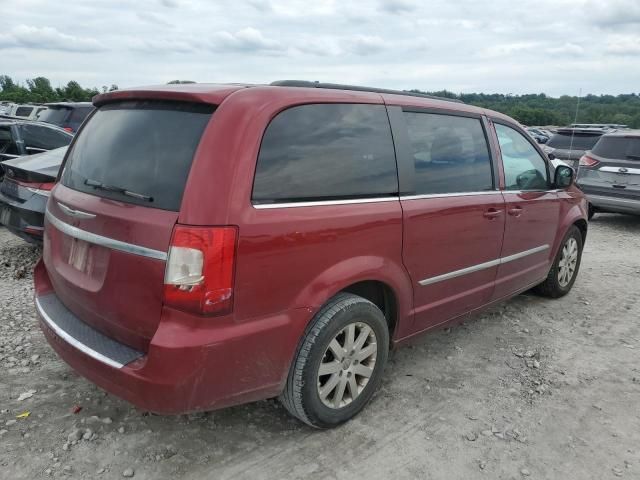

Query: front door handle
[[483, 208, 503, 219], [508, 206, 523, 216]]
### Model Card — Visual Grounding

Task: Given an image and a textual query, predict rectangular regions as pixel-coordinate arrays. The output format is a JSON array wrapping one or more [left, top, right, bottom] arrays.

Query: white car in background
[[5, 104, 48, 121]]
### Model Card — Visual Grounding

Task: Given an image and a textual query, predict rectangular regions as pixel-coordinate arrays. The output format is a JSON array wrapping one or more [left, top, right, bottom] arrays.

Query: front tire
[[280, 293, 389, 428], [534, 225, 583, 298]]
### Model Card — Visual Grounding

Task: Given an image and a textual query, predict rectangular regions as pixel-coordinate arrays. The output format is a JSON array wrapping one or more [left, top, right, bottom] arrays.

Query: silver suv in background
[[576, 130, 640, 219], [543, 128, 607, 169]]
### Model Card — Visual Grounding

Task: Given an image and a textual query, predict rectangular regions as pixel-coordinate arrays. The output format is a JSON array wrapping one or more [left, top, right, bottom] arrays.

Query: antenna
[[568, 88, 582, 162]]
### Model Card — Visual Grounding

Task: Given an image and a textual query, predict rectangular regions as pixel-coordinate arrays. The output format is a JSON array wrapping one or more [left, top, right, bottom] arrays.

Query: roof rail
[[270, 80, 463, 103]]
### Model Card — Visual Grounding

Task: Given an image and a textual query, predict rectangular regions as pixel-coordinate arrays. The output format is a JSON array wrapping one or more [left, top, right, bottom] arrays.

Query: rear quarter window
[[252, 103, 398, 203], [61, 101, 214, 211]]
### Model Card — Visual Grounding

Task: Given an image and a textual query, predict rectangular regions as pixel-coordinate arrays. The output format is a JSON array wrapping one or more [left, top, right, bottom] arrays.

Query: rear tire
[[534, 225, 583, 298], [279, 293, 389, 429]]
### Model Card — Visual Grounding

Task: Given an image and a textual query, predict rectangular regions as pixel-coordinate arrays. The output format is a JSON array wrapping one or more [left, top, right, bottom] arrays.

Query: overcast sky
[[1, 0, 639, 96]]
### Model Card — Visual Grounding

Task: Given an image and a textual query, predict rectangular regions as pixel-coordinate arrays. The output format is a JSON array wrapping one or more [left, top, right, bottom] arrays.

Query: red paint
[[35, 84, 588, 414]]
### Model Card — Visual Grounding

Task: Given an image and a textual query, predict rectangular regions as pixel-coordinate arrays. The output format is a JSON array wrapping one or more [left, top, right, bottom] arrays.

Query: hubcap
[[317, 322, 377, 409], [558, 237, 578, 287]]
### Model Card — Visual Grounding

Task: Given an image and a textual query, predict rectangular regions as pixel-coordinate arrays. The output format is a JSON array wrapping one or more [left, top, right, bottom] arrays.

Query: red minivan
[[34, 81, 587, 428]]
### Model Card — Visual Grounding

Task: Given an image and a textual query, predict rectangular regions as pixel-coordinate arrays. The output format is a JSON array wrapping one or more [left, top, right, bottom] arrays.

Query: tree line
[[0, 75, 118, 103], [413, 90, 640, 127], [2, 75, 638, 128]]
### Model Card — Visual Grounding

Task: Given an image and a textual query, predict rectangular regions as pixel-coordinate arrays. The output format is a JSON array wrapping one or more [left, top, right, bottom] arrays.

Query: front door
[[492, 122, 561, 300], [396, 109, 506, 333]]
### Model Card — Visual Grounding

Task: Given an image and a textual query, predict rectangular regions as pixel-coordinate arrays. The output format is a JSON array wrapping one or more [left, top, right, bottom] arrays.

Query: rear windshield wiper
[[84, 178, 153, 202]]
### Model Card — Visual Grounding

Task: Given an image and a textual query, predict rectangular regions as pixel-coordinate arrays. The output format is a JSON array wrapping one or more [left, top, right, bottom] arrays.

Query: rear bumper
[[587, 194, 640, 215], [35, 260, 311, 414], [0, 190, 46, 243]]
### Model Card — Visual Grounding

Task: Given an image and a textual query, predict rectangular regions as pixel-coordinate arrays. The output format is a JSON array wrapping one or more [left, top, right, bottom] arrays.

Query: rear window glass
[[61, 101, 214, 211], [547, 133, 602, 150], [68, 106, 94, 123], [15, 106, 34, 117], [404, 112, 493, 194], [592, 136, 640, 160], [252, 103, 397, 203], [38, 107, 70, 125]]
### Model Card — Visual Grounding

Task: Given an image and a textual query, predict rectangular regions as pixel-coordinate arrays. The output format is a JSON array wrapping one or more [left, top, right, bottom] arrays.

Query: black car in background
[[0, 146, 67, 243], [0, 118, 72, 164], [37, 102, 94, 133], [577, 130, 640, 219], [542, 128, 607, 169]]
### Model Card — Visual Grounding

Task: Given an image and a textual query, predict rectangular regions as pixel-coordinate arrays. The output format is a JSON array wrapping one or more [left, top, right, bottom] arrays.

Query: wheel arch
[[291, 255, 413, 342]]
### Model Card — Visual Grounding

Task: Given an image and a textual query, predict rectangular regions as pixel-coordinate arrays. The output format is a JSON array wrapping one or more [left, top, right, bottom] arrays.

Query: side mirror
[[554, 165, 574, 189]]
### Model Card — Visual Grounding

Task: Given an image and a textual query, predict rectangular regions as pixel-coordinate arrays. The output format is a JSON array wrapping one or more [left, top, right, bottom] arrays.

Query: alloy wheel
[[317, 322, 378, 409], [558, 237, 578, 287]]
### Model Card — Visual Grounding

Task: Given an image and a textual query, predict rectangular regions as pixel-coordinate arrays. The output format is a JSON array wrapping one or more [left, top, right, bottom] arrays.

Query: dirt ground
[[1, 215, 639, 480]]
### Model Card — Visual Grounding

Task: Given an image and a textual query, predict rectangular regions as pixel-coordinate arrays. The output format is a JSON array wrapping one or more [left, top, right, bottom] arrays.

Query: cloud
[[546, 42, 584, 55], [379, 0, 416, 14], [0, 25, 105, 52], [606, 35, 640, 55], [1, 0, 638, 96], [480, 42, 540, 58], [137, 11, 172, 27], [210, 27, 284, 53], [587, 0, 640, 28], [342, 35, 386, 56]]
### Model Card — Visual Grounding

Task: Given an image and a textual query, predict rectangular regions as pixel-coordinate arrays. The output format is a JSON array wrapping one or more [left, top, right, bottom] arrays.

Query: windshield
[[547, 132, 602, 150], [61, 100, 214, 211]]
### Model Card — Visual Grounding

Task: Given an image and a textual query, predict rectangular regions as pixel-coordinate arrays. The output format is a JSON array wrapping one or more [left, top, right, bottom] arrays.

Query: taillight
[[163, 225, 237, 316], [24, 182, 55, 197], [579, 155, 599, 167], [63, 127, 73, 133]]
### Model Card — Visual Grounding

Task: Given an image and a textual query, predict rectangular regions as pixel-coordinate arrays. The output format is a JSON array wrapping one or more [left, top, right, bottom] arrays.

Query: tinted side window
[[495, 124, 549, 191], [0, 126, 19, 155], [253, 104, 397, 203], [20, 125, 72, 150], [404, 112, 493, 195]]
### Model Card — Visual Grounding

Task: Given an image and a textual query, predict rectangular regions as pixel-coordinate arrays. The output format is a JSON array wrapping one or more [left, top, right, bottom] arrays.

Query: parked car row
[[0, 102, 49, 120], [0, 115, 75, 241], [0, 101, 93, 133], [542, 127, 607, 169]]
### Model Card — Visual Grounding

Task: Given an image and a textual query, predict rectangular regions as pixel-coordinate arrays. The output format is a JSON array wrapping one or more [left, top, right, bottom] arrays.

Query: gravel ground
[[1, 215, 639, 480]]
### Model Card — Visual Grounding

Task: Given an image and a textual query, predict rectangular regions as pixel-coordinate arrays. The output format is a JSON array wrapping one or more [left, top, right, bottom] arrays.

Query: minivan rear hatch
[[43, 100, 215, 351]]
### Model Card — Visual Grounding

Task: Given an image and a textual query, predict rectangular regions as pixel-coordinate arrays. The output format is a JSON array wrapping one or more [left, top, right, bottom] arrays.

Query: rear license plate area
[[68, 238, 91, 272]]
